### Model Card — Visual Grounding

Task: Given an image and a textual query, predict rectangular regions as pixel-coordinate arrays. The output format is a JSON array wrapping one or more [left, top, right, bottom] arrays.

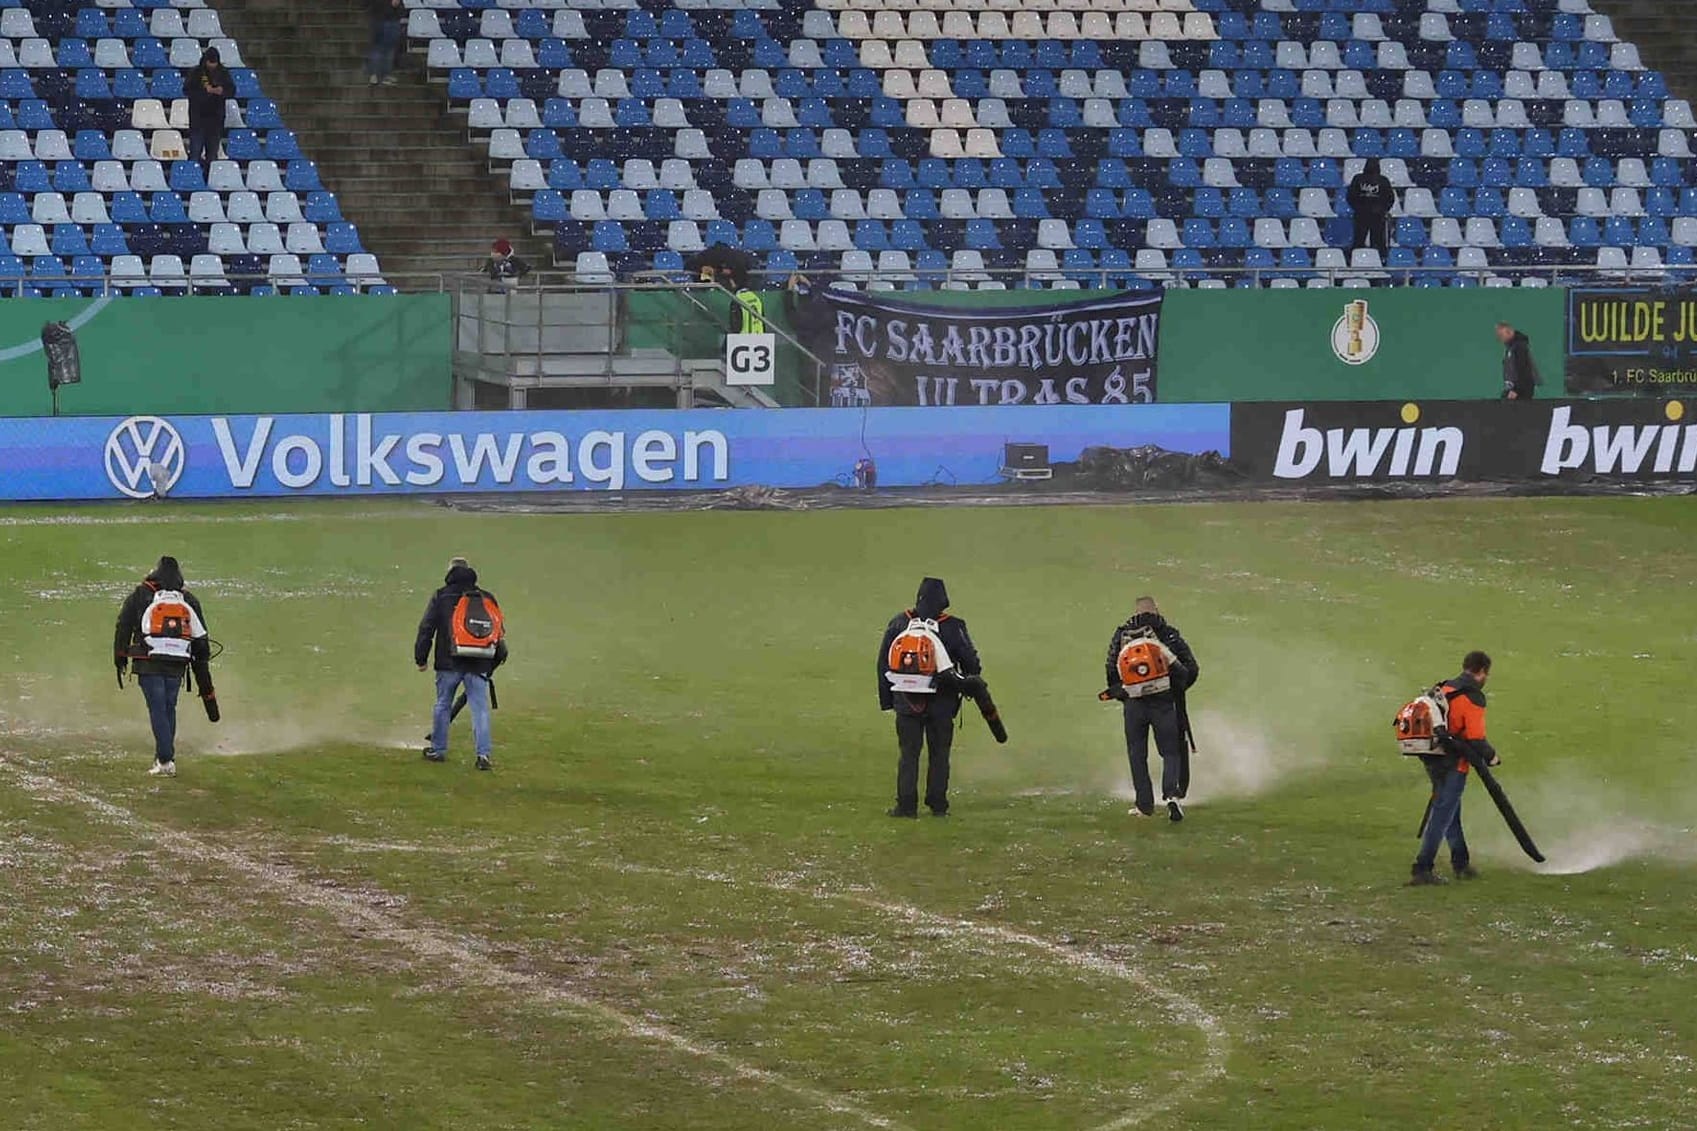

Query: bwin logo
[[1273, 405, 1464, 479], [105, 415, 185, 499]]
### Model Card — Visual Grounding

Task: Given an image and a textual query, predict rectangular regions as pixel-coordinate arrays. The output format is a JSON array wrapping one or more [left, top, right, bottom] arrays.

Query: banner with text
[[1565, 285, 1697, 395], [1231, 399, 1697, 483], [801, 289, 1163, 407], [0, 404, 1229, 501]]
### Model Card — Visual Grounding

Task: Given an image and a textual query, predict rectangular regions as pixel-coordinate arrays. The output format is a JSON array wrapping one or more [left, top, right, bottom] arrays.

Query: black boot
[[1407, 867, 1448, 886], [1453, 864, 1479, 880], [886, 806, 918, 819]]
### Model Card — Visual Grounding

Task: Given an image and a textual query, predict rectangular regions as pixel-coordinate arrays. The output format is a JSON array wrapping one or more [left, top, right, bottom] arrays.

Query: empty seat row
[[0, 36, 243, 70], [831, 9, 1217, 41]]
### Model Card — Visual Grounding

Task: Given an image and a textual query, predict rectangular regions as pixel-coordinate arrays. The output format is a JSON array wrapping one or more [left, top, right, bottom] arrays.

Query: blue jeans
[[1416, 762, 1470, 872], [138, 672, 182, 763], [431, 669, 491, 759], [367, 20, 401, 79]]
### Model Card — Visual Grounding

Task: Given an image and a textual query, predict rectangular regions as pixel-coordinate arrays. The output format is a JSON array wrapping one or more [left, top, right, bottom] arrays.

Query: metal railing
[[450, 273, 835, 406], [0, 271, 452, 296], [449, 274, 727, 407], [0, 260, 1679, 298], [736, 261, 1689, 290], [628, 270, 833, 398]]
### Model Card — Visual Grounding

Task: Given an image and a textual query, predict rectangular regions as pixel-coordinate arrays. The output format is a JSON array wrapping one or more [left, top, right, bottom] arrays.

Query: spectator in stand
[[485, 239, 531, 287], [1346, 158, 1398, 256], [1496, 321, 1541, 400], [366, 0, 404, 87], [183, 48, 232, 170], [724, 266, 764, 337]]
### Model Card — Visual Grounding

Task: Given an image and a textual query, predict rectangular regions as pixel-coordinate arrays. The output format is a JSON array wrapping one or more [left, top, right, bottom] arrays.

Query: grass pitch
[[2, 496, 1696, 1130]]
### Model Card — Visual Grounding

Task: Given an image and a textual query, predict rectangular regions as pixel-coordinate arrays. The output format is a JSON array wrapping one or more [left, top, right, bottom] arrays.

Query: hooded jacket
[[1346, 162, 1397, 217], [877, 577, 981, 715], [1105, 611, 1198, 697], [415, 563, 509, 674], [114, 557, 213, 686], [1501, 330, 1539, 399], [183, 60, 231, 128], [1435, 670, 1495, 773]]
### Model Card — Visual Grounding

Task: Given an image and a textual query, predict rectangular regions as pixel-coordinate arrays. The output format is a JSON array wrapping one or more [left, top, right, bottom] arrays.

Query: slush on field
[[2, 497, 1695, 1129]]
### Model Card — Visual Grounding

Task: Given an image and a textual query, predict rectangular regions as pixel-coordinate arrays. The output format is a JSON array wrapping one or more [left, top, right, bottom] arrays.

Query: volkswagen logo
[[104, 416, 185, 499]]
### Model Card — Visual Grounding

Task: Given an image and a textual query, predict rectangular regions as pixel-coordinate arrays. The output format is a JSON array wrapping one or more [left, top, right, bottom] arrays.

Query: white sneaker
[[1128, 806, 1150, 818], [148, 760, 176, 777]]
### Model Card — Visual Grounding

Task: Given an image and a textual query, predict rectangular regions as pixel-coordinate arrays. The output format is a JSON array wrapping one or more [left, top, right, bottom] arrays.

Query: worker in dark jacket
[[878, 577, 981, 817], [1411, 652, 1501, 885], [415, 557, 508, 770], [114, 555, 215, 777], [183, 48, 232, 169], [1496, 322, 1540, 399], [1104, 596, 1198, 821], [1345, 158, 1397, 254]]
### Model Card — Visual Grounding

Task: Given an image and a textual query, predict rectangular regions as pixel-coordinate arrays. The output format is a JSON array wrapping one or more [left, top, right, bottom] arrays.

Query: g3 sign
[[725, 333, 776, 387]]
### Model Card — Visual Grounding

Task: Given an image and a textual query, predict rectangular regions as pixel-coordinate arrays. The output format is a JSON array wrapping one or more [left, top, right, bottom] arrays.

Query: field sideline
[[2, 496, 1695, 1130]]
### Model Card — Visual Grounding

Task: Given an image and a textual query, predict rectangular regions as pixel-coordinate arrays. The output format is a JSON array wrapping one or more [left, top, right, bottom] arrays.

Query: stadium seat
[[358, 0, 1697, 286]]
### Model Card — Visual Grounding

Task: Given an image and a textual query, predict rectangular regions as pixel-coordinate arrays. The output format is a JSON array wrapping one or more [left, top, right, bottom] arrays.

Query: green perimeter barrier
[[0, 294, 451, 417], [1156, 287, 1566, 403], [626, 285, 1565, 406]]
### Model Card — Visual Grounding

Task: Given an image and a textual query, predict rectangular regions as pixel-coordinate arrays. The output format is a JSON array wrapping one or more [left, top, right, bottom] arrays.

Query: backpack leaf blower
[[945, 673, 1007, 743], [1469, 757, 1545, 863], [1446, 737, 1544, 863]]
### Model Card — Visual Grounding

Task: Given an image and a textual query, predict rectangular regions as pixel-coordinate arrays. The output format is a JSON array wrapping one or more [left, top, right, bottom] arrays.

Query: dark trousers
[[186, 121, 223, 168], [894, 708, 954, 814], [1415, 761, 1470, 872], [1350, 212, 1389, 253], [1123, 695, 1186, 813], [367, 19, 402, 79], [138, 672, 182, 764]]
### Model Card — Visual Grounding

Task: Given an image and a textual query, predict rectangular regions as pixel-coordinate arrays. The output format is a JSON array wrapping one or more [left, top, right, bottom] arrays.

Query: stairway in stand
[[213, 0, 556, 284], [1591, 1, 1697, 106]]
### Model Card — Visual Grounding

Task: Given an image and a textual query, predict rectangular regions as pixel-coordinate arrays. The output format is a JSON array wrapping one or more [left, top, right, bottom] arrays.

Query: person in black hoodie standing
[[1495, 321, 1540, 400], [1104, 596, 1198, 821], [114, 555, 215, 778], [416, 557, 507, 770], [183, 48, 232, 170], [878, 577, 981, 817], [1345, 158, 1397, 255]]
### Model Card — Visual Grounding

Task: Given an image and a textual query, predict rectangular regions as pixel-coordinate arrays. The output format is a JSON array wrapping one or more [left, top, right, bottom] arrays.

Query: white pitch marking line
[[613, 863, 1231, 1129], [0, 756, 908, 1131]]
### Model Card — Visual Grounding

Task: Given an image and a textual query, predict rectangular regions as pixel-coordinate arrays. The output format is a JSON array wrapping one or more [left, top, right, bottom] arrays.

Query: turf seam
[[0, 754, 909, 1131]]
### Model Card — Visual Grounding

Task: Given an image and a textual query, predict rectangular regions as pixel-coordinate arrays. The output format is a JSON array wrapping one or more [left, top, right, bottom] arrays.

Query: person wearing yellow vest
[[728, 281, 764, 335]]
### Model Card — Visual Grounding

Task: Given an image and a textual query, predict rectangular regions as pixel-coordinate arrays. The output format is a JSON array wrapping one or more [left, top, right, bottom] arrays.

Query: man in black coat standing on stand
[[1346, 158, 1397, 255], [878, 577, 981, 818], [183, 48, 232, 170]]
